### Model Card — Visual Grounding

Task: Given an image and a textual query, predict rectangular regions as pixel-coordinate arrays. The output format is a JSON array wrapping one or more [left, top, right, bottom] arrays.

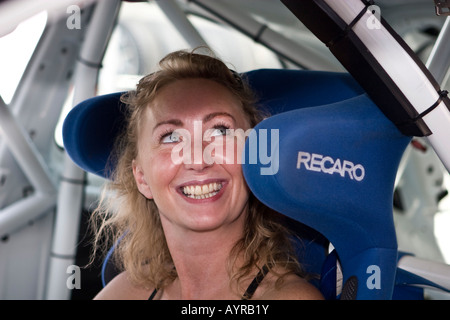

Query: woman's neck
[[168, 246, 238, 299], [160, 216, 246, 299]]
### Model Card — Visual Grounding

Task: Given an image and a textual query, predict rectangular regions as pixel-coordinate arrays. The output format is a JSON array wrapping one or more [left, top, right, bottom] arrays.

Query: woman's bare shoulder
[[259, 273, 324, 300], [93, 271, 153, 300]]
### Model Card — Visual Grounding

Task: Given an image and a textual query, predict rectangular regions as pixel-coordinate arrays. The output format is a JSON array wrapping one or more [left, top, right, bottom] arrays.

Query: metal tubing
[[187, 0, 341, 71], [45, 0, 122, 300], [421, 16, 450, 174], [426, 16, 450, 86], [0, 193, 56, 237], [156, 0, 208, 48], [0, 97, 55, 196], [0, 0, 97, 37], [398, 255, 450, 291]]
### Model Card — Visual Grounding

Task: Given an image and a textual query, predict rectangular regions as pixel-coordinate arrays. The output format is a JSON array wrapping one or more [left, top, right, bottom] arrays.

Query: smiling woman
[[90, 48, 323, 300]]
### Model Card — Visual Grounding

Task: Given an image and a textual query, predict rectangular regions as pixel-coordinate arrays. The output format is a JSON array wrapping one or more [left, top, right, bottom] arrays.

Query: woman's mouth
[[181, 182, 223, 200]]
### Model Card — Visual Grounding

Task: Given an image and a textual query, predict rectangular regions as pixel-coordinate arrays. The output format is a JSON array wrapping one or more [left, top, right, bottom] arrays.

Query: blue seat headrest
[[246, 69, 364, 113], [63, 92, 127, 178], [243, 93, 409, 251]]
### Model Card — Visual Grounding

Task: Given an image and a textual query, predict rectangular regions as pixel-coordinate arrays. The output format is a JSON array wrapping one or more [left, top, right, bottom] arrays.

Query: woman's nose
[[183, 139, 213, 171]]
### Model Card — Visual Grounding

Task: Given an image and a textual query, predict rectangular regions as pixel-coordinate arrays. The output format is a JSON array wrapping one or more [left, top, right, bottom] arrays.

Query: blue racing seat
[[64, 68, 446, 299], [244, 69, 449, 299], [244, 69, 410, 299]]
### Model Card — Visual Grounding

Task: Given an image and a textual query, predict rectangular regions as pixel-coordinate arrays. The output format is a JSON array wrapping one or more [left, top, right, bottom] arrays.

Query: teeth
[[182, 182, 222, 199]]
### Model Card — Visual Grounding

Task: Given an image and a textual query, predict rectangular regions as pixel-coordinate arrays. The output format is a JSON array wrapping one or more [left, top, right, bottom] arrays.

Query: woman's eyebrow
[[152, 119, 183, 133], [153, 112, 236, 133], [203, 112, 236, 124]]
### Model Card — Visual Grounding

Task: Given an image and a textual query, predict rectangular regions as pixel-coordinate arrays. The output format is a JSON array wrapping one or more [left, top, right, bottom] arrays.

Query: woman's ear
[[132, 160, 153, 199]]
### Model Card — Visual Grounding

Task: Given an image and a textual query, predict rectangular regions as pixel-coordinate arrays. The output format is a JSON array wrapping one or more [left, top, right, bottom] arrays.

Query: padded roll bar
[[281, 0, 450, 173]]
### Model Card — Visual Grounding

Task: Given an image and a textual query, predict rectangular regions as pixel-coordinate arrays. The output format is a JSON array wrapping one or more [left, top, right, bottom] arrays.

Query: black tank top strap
[[148, 288, 158, 300], [241, 264, 270, 300], [148, 264, 270, 300]]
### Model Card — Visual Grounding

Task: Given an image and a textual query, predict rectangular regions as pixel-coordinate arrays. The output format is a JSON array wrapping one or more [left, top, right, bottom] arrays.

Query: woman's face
[[132, 78, 251, 236]]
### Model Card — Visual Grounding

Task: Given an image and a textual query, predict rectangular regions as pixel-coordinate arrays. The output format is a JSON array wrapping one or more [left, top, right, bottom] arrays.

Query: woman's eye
[[161, 131, 182, 143], [210, 126, 229, 137]]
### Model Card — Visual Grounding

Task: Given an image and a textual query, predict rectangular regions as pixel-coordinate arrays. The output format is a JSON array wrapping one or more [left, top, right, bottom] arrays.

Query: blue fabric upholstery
[[246, 69, 364, 113], [63, 92, 127, 178], [243, 69, 411, 299], [64, 69, 417, 299]]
